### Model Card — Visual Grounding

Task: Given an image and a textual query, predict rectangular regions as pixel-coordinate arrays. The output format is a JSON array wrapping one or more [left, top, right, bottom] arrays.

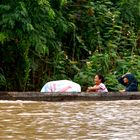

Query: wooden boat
[[0, 92, 140, 101]]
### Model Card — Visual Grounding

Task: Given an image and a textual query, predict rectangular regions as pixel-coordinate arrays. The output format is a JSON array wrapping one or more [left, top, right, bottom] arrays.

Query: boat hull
[[0, 92, 140, 101]]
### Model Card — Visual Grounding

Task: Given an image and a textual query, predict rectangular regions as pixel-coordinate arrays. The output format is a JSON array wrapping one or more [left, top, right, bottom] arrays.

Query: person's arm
[[87, 85, 100, 92], [87, 86, 96, 92], [118, 76, 125, 85]]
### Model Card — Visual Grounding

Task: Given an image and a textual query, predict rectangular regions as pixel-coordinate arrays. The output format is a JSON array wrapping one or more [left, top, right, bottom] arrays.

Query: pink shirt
[[95, 83, 108, 92]]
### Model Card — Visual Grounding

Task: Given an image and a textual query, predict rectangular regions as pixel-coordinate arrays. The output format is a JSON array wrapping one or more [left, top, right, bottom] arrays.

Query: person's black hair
[[97, 74, 105, 83]]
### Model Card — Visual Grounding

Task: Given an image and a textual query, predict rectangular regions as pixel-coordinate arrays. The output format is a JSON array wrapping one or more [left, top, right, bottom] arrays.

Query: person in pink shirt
[[87, 74, 108, 93]]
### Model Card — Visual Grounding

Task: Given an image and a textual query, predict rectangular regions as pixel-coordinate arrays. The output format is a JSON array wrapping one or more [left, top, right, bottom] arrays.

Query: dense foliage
[[0, 0, 140, 91]]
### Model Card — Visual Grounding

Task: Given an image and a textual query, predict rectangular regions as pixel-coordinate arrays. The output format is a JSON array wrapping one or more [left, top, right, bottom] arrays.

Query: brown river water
[[0, 100, 140, 140]]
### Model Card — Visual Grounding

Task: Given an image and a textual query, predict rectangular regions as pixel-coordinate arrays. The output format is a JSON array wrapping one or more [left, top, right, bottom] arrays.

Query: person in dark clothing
[[118, 73, 138, 92]]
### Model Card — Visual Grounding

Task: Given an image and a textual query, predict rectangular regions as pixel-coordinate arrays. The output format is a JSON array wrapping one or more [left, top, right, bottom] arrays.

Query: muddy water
[[0, 100, 140, 139]]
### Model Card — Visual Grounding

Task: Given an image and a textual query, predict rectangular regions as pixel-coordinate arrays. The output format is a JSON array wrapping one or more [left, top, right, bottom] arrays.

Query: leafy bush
[[0, 0, 139, 91]]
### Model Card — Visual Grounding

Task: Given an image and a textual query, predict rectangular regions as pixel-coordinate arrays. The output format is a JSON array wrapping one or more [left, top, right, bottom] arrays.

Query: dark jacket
[[118, 74, 138, 92]]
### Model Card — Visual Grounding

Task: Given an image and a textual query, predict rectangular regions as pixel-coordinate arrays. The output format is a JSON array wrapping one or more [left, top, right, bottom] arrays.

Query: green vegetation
[[0, 0, 140, 91]]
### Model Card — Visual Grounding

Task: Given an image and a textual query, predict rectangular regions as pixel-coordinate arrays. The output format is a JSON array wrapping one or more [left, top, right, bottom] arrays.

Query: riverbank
[[0, 92, 140, 101]]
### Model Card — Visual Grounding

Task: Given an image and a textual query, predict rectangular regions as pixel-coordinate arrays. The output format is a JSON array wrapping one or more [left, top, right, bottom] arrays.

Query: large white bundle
[[41, 80, 81, 92]]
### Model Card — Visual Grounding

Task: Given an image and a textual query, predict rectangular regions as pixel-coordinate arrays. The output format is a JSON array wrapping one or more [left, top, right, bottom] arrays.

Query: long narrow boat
[[0, 92, 140, 101]]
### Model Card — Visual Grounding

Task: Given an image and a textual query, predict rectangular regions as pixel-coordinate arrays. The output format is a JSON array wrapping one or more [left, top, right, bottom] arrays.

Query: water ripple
[[0, 100, 140, 139]]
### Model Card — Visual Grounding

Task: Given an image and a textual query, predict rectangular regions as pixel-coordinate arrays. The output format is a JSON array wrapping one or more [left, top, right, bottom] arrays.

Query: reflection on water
[[0, 100, 140, 139]]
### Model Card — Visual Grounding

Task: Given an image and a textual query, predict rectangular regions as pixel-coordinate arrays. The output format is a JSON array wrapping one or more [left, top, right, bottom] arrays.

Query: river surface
[[0, 100, 140, 140]]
